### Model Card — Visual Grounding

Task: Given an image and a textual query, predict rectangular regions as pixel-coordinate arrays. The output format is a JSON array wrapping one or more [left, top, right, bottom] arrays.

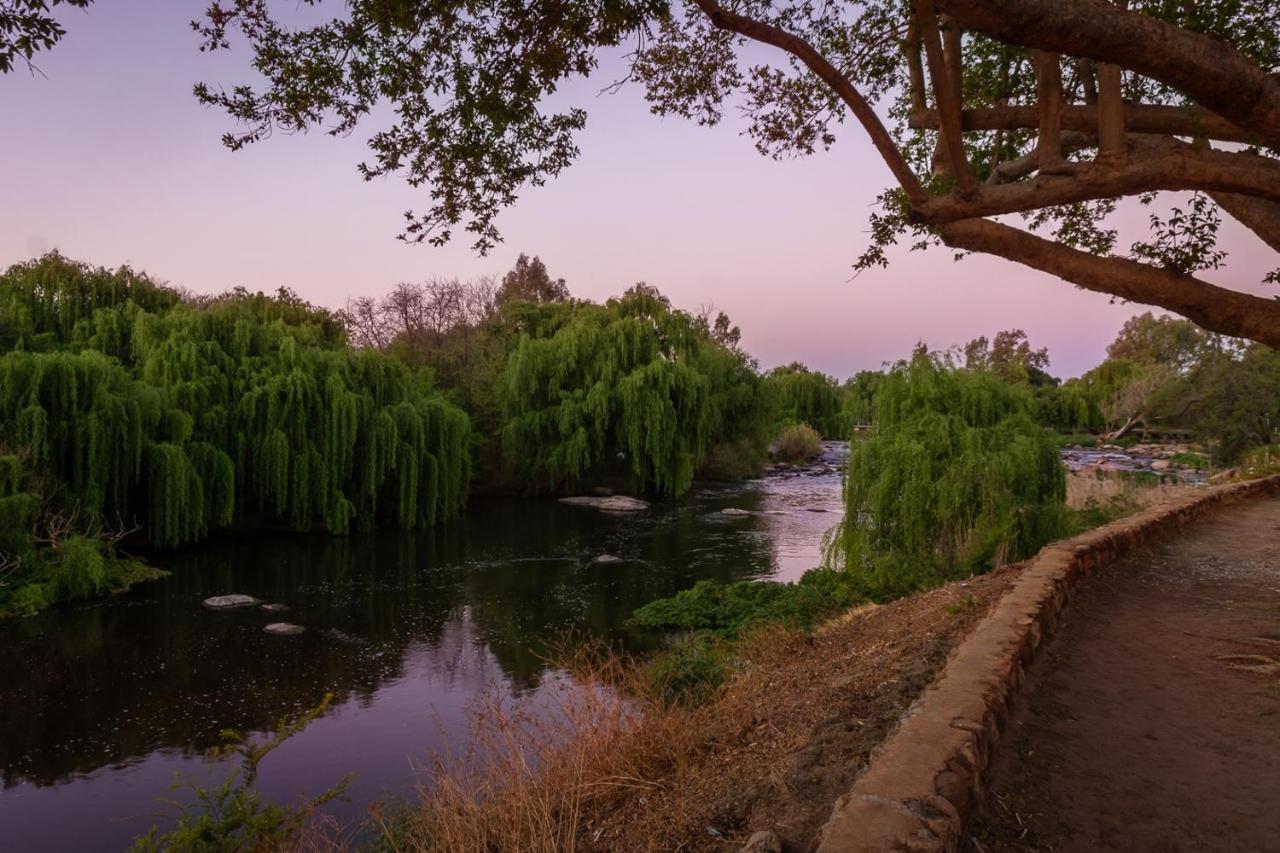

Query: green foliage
[[764, 363, 848, 439], [773, 422, 822, 465], [498, 284, 770, 496], [0, 254, 472, 614], [832, 349, 1067, 600], [631, 568, 862, 639], [642, 633, 729, 708], [131, 695, 349, 852]]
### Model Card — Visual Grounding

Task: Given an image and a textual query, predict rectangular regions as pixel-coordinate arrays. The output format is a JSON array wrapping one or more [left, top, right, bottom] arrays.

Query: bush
[[632, 568, 862, 638], [772, 423, 822, 465], [643, 634, 728, 708]]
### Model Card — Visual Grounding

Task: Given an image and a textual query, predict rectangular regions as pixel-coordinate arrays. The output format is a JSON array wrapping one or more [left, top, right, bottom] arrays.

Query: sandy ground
[[966, 498, 1280, 853]]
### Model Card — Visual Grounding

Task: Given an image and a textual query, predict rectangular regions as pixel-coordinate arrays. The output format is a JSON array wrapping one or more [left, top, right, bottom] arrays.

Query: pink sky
[[2, 1, 1274, 378]]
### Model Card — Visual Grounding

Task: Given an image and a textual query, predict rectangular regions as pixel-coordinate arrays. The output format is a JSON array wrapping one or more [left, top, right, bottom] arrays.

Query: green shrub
[[132, 696, 349, 852], [643, 634, 729, 708], [772, 423, 822, 465], [632, 568, 862, 638], [1171, 451, 1210, 470]]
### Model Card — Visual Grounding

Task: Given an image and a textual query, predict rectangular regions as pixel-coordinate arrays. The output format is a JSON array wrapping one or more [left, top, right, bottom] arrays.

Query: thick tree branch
[[1130, 134, 1280, 255], [938, 218, 1280, 347], [691, 0, 927, 204], [937, 0, 1280, 148], [990, 131, 1094, 184], [919, 145, 1280, 222], [1033, 51, 1065, 169], [916, 5, 979, 192], [910, 104, 1252, 142]]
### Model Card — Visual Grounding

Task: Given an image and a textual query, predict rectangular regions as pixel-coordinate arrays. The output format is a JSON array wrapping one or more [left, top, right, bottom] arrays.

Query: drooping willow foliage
[[763, 363, 850, 439], [0, 254, 471, 613], [830, 349, 1066, 600], [498, 286, 772, 496]]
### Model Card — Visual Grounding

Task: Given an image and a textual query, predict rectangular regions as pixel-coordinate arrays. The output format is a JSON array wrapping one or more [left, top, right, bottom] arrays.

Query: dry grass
[[1066, 471, 1198, 513], [378, 568, 1023, 852]]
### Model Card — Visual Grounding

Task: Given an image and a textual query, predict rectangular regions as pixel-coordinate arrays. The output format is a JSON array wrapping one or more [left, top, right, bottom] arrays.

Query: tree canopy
[[0, 254, 471, 614], [9, 1, 1278, 342]]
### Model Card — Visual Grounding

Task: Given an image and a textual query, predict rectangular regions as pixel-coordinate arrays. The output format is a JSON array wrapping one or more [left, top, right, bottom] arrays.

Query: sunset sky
[[3, 1, 1274, 378]]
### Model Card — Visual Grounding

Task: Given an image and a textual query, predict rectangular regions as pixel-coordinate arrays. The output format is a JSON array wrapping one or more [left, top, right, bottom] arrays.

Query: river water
[[0, 445, 846, 851]]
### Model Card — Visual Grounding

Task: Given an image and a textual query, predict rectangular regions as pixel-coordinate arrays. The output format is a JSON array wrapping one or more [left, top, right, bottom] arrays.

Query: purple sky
[[2, 2, 1274, 378]]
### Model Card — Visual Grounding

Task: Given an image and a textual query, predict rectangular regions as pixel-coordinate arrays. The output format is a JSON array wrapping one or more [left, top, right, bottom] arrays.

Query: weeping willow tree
[[0, 254, 471, 613], [498, 284, 770, 496], [831, 348, 1066, 600], [764, 363, 849, 439]]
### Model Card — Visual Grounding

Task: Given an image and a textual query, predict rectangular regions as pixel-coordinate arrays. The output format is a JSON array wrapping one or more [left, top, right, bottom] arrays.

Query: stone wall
[[814, 475, 1280, 853]]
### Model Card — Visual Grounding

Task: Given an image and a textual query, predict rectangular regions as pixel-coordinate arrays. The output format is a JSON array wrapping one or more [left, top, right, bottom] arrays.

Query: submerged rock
[[202, 594, 261, 609], [559, 495, 650, 513], [593, 554, 625, 564], [719, 508, 751, 516], [260, 603, 290, 613], [263, 622, 305, 636]]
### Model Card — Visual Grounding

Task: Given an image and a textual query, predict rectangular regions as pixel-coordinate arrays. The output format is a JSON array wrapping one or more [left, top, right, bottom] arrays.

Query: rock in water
[[719, 508, 751, 516], [263, 622, 305, 636], [260, 603, 290, 613], [558, 495, 650, 513], [593, 554, 624, 564], [202, 594, 261, 609]]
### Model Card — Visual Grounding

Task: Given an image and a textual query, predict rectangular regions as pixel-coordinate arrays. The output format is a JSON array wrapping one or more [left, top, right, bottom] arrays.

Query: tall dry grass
[[376, 643, 709, 853], [1065, 472, 1198, 513]]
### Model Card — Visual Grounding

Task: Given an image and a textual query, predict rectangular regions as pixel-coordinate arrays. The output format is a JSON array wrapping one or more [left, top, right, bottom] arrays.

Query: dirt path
[[967, 498, 1280, 853]]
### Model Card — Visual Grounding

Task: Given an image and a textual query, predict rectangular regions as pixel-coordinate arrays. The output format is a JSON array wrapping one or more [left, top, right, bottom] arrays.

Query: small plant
[[1171, 451, 1209, 470], [131, 695, 349, 852], [772, 423, 822, 465], [1241, 444, 1280, 478], [644, 633, 729, 708]]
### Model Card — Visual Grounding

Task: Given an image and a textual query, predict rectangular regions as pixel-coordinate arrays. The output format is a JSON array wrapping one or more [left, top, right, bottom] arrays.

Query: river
[[0, 444, 846, 851]]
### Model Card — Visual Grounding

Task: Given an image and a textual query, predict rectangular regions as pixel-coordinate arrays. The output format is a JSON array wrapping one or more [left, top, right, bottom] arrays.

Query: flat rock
[[559, 495, 650, 513], [593, 554, 625, 564], [202, 594, 261, 609], [719, 508, 751, 516], [263, 622, 305, 636], [260, 603, 290, 613]]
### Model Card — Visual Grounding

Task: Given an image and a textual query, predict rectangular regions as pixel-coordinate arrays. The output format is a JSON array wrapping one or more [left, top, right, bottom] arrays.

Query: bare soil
[[966, 498, 1280, 853], [582, 565, 1023, 852]]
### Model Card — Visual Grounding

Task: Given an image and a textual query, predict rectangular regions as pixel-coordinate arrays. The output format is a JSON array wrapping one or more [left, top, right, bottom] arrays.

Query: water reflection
[[0, 448, 844, 851]]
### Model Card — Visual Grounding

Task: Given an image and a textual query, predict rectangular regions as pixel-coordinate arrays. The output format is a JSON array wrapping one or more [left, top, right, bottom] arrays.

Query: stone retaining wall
[[815, 475, 1280, 853]]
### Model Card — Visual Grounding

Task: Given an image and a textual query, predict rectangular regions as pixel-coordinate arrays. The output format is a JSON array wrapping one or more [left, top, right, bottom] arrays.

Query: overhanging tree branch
[[939, 217, 1280, 347], [918, 144, 1280, 223], [691, 0, 928, 204]]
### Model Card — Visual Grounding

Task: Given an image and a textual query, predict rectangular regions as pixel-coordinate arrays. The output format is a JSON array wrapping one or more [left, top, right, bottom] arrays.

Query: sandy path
[[968, 497, 1280, 852]]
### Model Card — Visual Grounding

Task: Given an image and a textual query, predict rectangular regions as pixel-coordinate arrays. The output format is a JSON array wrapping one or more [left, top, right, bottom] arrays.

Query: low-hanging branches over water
[[0, 254, 471, 615]]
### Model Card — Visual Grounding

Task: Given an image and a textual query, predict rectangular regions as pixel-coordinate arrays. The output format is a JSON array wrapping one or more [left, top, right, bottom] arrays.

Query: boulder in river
[[593, 554, 624, 564], [263, 622, 305, 636], [202, 594, 261, 609], [719, 508, 751, 516], [260, 603, 290, 613], [559, 495, 649, 513]]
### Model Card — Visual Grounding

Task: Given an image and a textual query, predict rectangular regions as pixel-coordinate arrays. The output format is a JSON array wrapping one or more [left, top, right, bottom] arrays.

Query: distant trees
[[0, 254, 471, 615], [764, 363, 847, 439], [499, 285, 771, 495], [962, 329, 1052, 385], [496, 254, 569, 306]]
